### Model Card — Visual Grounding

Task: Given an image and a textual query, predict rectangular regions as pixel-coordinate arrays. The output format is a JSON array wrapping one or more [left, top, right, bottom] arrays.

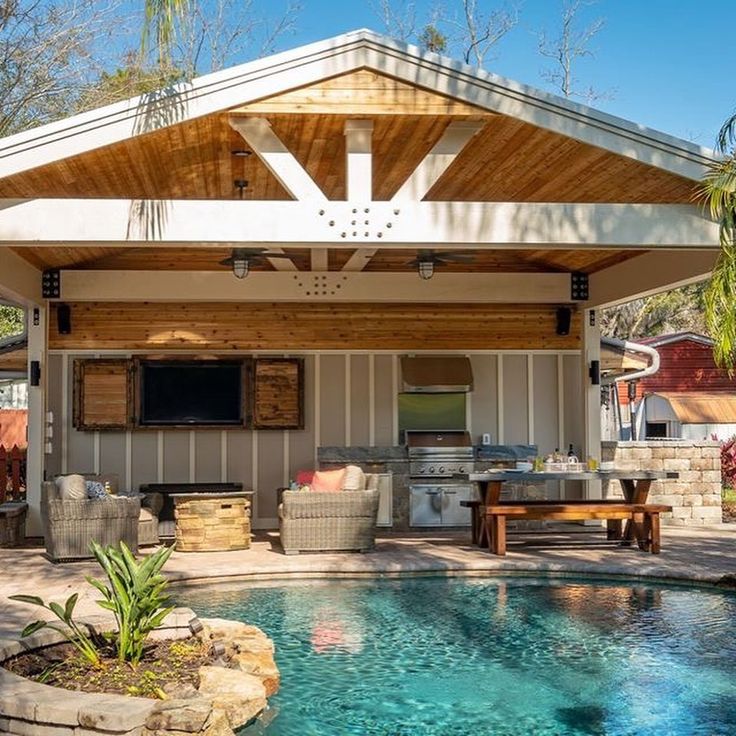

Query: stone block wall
[[601, 440, 722, 526]]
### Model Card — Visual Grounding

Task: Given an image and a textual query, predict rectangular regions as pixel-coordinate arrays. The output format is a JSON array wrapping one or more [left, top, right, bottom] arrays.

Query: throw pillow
[[342, 465, 366, 491], [55, 474, 86, 500], [85, 480, 107, 500], [296, 470, 315, 487], [311, 468, 346, 492]]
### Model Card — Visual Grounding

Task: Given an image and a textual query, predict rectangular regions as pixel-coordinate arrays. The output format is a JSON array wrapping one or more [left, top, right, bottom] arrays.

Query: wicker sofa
[[279, 484, 380, 555], [41, 474, 159, 561]]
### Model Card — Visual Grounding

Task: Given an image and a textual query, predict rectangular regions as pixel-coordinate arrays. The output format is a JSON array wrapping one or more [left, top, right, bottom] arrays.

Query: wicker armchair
[[278, 489, 379, 555], [41, 481, 141, 562]]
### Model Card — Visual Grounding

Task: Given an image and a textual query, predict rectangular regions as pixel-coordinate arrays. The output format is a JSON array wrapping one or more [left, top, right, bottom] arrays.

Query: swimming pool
[[182, 576, 736, 735]]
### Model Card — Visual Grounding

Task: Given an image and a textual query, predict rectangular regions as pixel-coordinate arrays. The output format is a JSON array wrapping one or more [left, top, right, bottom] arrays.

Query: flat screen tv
[[139, 361, 243, 426]]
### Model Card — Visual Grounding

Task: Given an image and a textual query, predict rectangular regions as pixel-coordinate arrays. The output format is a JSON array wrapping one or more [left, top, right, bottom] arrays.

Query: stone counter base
[[0, 608, 279, 736]]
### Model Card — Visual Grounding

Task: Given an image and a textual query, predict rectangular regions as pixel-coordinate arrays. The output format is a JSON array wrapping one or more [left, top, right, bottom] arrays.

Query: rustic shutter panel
[[73, 359, 134, 430], [252, 358, 304, 430]]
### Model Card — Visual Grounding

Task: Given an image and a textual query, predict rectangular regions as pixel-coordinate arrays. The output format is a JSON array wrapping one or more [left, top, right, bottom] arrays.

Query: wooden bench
[[469, 500, 671, 556]]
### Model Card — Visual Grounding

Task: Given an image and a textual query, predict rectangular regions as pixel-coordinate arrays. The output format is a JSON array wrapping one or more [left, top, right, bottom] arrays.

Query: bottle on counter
[[567, 444, 575, 457]]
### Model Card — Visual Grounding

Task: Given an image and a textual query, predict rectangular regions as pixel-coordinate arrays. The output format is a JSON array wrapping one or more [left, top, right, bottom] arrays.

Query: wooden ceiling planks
[[230, 69, 493, 116], [11, 245, 645, 273], [0, 110, 696, 204]]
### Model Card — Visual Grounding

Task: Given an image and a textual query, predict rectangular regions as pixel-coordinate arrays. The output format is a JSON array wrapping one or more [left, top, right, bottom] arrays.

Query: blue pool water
[[182, 577, 736, 736]]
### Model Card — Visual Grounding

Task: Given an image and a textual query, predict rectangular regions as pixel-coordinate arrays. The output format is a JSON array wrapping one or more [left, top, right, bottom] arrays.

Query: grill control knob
[[459, 466, 466, 474], [439, 466, 445, 474], [429, 466, 435, 474]]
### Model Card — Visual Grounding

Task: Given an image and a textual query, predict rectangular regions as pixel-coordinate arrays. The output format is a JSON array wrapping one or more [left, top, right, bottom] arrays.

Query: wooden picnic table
[[460, 470, 678, 555]]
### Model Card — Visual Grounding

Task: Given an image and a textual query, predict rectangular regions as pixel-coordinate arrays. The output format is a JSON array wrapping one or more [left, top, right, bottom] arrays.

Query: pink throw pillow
[[311, 468, 346, 492]]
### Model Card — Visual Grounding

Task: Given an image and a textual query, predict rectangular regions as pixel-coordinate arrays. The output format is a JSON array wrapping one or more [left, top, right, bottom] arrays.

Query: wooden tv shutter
[[73, 359, 134, 430], [252, 358, 304, 430], [72, 356, 305, 431]]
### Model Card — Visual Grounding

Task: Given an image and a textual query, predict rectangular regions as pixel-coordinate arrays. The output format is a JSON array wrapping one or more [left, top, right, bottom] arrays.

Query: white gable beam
[[59, 270, 570, 303], [0, 246, 42, 304], [310, 249, 328, 271], [587, 250, 717, 308], [342, 248, 378, 271], [392, 121, 483, 202], [0, 200, 719, 249], [229, 117, 326, 201], [265, 247, 298, 271]]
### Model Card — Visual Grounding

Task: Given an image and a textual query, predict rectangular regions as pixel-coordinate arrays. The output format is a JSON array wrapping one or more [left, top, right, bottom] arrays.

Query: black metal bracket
[[571, 272, 589, 301], [42, 269, 61, 299]]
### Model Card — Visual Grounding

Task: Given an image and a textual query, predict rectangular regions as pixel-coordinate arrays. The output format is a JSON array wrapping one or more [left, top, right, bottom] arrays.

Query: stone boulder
[[198, 666, 267, 729], [231, 649, 281, 696]]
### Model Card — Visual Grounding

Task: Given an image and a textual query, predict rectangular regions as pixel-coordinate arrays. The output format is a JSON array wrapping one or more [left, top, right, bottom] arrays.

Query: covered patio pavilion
[[0, 29, 721, 538]]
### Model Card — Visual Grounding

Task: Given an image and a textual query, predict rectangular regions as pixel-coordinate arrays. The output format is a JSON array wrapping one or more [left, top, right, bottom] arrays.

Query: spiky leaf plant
[[87, 542, 174, 664], [7, 592, 101, 666]]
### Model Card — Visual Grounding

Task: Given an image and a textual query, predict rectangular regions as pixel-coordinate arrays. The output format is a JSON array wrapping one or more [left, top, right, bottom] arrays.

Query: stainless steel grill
[[406, 430, 475, 478], [406, 431, 475, 527]]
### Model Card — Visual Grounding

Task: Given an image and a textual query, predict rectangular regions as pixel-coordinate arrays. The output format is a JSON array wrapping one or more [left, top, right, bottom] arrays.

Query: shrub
[[720, 435, 736, 489]]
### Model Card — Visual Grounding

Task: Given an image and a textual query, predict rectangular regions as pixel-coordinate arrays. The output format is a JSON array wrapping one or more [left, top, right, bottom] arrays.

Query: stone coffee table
[[171, 492, 253, 552]]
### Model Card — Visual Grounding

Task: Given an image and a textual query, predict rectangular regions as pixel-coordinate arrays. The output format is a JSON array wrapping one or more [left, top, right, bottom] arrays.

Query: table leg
[[621, 479, 651, 543], [606, 519, 623, 540], [470, 504, 479, 545], [491, 514, 506, 556], [649, 512, 661, 554]]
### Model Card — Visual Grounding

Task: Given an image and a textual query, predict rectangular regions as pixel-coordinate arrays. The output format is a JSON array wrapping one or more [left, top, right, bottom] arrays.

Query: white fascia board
[[0, 200, 719, 248], [587, 250, 718, 308], [0, 29, 716, 182], [0, 246, 42, 304], [59, 270, 570, 303]]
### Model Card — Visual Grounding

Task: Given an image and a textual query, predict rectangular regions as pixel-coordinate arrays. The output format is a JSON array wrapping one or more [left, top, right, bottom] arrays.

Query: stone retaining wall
[[0, 608, 278, 736], [601, 440, 722, 526]]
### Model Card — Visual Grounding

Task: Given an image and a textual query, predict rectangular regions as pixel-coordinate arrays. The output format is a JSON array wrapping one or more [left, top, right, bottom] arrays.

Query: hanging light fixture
[[220, 248, 251, 279], [417, 258, 435, 280]]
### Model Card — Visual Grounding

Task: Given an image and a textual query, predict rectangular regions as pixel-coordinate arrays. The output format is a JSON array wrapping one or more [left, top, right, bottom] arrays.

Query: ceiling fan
[[219, 248, 301, 279], [406, 249, 475, 280]]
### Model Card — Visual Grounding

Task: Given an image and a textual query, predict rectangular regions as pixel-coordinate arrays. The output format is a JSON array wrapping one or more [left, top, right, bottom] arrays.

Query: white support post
[[582, 308, 602, 501], [25, 304, 46, 536], [344, 120, 373, 201]]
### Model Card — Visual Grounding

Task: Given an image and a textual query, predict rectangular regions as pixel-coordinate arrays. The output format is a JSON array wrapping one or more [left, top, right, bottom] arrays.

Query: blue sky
[[272, 0, 736, 148]]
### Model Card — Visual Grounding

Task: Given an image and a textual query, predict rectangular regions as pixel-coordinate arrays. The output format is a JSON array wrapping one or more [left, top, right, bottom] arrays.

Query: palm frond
[[717, 112, 736, 154]]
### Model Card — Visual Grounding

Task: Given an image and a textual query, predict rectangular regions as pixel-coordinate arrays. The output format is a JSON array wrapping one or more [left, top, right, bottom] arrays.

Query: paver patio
[[1, 526, 734, 640]]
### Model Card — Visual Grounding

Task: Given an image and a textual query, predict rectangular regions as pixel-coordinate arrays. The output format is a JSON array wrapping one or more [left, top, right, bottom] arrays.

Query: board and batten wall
[[45, 351, 583, 528]]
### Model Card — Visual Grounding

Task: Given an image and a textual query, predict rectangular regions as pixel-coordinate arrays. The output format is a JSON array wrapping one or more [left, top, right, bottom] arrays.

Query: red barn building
[[610, 333, 736, 440]]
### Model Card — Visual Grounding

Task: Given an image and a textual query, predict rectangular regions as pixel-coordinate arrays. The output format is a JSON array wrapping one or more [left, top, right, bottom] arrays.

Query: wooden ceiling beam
[[341, 248, 378, 271]]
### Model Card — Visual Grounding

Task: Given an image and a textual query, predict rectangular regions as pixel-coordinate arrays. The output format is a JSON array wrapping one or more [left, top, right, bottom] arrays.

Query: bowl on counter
[[515, 461, 533, 472]]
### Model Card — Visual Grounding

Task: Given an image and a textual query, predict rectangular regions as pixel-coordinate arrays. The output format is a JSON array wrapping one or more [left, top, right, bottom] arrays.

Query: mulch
[[4, 637, 215, 699]]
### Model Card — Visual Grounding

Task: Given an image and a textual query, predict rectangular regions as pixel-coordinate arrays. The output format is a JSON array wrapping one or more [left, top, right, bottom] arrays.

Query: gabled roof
[[0, 29, 716, 183], [637, 332, 714, 348]]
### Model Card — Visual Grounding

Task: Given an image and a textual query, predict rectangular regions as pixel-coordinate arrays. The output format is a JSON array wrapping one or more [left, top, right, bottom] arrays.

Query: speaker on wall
[[30, 360, 41, 386], [555, 307, 572, 336], [57, 303, 71, 335]]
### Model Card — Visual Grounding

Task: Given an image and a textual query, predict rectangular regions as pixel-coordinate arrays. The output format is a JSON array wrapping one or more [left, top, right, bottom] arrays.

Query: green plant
[[7, 592, 101, 667], [87, 541, 174, 665]]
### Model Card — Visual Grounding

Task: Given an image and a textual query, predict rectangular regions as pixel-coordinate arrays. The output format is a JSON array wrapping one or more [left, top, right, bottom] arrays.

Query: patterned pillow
[[85, 480, 108, 500]]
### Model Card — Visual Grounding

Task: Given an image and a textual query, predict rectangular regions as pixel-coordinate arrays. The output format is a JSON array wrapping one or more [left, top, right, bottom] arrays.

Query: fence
[[0, 444, 26, 502]]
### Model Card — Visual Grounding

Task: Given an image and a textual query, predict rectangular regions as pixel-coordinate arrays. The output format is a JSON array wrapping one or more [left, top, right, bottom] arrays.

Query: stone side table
[[172, 492, 252, 552]]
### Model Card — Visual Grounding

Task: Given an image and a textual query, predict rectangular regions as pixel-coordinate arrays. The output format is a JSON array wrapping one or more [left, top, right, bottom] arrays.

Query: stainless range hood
[[401, 357, 473, 393]]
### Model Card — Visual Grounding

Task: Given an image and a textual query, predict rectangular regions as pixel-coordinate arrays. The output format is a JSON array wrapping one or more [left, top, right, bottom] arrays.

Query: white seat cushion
[[55, 474, 86, 500]]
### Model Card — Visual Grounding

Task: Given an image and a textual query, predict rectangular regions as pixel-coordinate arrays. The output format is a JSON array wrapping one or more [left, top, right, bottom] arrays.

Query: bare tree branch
[[536, 0, 612, 103]]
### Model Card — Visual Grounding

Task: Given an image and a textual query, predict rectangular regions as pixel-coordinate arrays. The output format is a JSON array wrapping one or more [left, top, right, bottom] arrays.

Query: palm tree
[[700, 114, 736, 371], [142, 0, 190, 66]]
